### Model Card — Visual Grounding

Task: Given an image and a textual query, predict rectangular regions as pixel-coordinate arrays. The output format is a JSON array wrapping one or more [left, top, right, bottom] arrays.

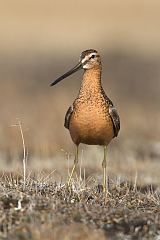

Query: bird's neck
[[79, 67, 102, 96]]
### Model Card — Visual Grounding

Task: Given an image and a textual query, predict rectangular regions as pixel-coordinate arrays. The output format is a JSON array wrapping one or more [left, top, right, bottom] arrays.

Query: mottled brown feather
[[101, 88, 120, 137], [64, 105, 73, 129]]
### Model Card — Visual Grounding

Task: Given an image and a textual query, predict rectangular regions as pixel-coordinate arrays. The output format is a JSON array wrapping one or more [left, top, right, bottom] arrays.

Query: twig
[[12, 119, 27, 190]]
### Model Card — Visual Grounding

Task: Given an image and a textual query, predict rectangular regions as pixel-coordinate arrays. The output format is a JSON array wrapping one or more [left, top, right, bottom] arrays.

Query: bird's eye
[[90, 54, 96, 59]]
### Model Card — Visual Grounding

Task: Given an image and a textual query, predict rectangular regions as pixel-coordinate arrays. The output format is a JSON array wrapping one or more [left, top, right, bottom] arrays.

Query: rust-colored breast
[[69, 95, 114, 146]]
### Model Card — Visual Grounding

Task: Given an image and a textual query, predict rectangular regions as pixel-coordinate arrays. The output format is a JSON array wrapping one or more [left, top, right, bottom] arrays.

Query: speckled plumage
[[64, 53, 120, 146]]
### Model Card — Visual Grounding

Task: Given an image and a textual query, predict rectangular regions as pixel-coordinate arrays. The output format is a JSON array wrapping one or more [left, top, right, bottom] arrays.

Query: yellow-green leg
[[102, 145, 107, 193], [68, 145, 79, 186]]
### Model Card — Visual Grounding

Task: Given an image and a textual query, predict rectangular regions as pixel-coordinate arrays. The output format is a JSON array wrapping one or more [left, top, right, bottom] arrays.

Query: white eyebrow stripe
[[89, 53, 97, 58], [81, 56, 88, 63]]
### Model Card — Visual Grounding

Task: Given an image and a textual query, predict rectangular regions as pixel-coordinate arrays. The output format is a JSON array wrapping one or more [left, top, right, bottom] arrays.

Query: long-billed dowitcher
[[50, 49, 120, 192]]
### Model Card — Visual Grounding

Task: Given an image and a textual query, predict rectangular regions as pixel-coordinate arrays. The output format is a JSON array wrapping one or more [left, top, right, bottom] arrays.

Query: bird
[[50, 49, 120, 192]]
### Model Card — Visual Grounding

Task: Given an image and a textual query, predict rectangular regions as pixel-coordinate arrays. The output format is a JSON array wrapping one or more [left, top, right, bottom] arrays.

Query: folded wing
[[101, 88, 120, 137], [64, 105, 74, 129]]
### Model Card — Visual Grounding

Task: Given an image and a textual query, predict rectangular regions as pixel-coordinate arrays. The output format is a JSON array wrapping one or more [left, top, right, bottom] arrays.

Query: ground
[[0, 167, 160, 240]]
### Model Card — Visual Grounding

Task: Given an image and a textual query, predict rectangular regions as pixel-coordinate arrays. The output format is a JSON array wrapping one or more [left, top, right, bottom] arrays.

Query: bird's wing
[[109, 103, 120, 137], [64, 105, 74, 129], [102, 89, 120, 137]]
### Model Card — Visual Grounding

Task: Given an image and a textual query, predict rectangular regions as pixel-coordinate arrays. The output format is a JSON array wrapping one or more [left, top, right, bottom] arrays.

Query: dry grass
[[0, 171, 160, 240]]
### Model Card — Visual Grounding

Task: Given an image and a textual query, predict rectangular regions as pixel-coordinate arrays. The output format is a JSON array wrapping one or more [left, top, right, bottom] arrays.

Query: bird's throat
[[79, 68, 102, 96]]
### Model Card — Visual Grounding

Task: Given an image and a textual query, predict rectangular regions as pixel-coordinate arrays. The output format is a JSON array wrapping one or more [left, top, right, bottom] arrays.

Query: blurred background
[[0, 0, 160, 182]]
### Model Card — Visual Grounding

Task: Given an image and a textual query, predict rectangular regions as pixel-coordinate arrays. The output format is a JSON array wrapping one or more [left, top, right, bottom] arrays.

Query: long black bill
[[50, 62, 82, 86]]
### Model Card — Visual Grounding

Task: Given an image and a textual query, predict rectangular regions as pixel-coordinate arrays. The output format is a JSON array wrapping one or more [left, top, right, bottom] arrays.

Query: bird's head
[[80, 49, 101, 70], [50, 49, 101, 86]]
